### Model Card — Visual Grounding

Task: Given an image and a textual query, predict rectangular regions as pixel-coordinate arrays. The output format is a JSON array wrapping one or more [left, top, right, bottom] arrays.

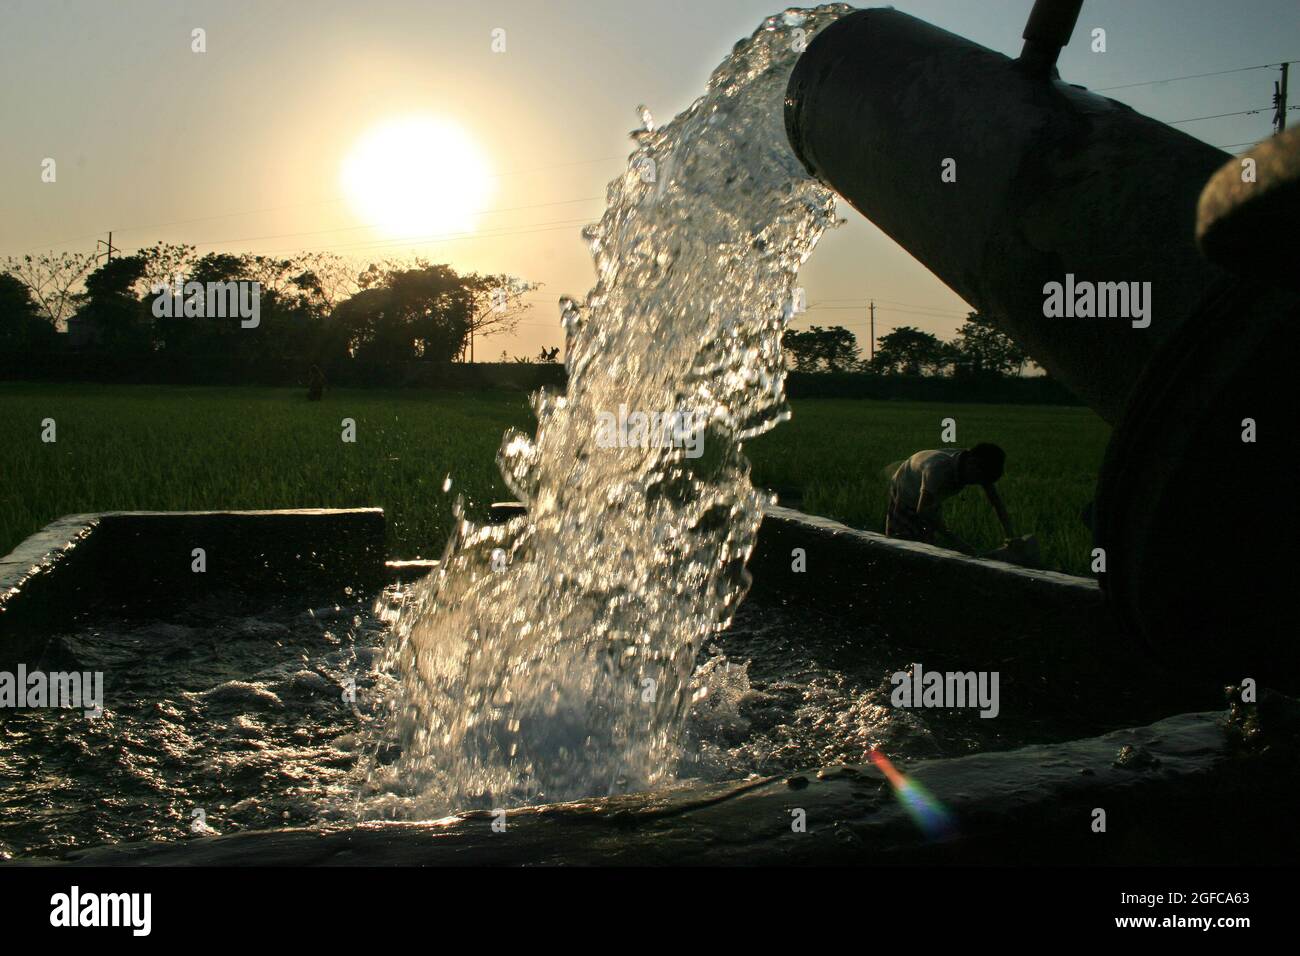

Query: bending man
[[885, 443, 1013, 552]]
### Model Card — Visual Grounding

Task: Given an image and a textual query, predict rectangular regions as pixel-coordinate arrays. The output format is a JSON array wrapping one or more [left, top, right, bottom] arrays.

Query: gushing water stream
[[363, 6, 851, 817]]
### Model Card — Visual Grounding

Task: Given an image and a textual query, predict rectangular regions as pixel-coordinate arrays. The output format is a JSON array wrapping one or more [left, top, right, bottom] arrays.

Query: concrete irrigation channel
[[2, 506, 1296, 865]]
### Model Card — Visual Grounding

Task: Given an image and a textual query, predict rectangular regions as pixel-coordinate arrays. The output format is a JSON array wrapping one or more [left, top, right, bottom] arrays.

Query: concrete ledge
[[0, 509, 386, 658], [25, 708, 1296, 866], [763, 504, 1099, 591], [1, 503, 1164, 690], [749, 504, 1153, 684]]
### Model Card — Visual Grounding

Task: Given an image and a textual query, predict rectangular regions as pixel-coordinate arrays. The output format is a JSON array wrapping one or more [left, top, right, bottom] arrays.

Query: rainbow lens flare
[[868, 748, 957, 842]]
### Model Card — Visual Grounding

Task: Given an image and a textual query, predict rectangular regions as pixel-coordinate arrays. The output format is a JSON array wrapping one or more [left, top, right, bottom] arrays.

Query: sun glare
[[341, 116, 494, 239]]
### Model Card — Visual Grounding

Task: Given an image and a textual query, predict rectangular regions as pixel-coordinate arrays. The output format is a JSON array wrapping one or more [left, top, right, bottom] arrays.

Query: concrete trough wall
[[2, 504, 1100, 640], [750, 505, 1150, 681], [2, 504, 1174, 691], [0, 508, 385, 665], [2, 504, 1278, 865], [747, 506, 1229, 727]]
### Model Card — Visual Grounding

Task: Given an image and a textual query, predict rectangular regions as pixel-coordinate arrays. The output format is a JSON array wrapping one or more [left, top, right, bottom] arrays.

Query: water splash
[[363, 5, 850, 817]]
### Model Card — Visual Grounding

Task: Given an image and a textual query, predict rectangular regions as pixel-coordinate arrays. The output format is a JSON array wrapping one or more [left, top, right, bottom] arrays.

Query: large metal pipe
[[784, 7, 1229, 424], [784, 7, 1298, 691]]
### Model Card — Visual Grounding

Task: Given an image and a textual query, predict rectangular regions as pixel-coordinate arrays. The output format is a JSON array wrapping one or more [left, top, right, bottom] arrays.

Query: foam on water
[[361, 6, 852, 817]]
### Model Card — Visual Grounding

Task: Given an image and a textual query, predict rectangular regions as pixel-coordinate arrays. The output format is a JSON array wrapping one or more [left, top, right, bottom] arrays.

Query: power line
[[1219, 108, 1300, 149], [11, 62, 1299, 257], [1095, 60, 1298, 92], [1166, 106, 1270, 125], [805, 304, 971, 322], [808, 296, 968, 314], [807, 297, 969, 316]]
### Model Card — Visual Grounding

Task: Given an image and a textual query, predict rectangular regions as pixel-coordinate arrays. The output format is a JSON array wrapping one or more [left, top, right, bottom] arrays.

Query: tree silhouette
[[2, 251, 97, 330], [73, 254, 150, 349], [330, 263, 475, 363], [869, 326, 948, 376], [784, 324, 861, 372], [0, 273, 56, 349], [0, 244, 546, 376], [949, 312, 1027, 378]]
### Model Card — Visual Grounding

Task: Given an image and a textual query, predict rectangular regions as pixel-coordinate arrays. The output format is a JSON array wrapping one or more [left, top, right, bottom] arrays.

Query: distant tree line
[[784, 315, 1030, 378], [0, 245, 552, 376], [5, 247, 1050, 395]]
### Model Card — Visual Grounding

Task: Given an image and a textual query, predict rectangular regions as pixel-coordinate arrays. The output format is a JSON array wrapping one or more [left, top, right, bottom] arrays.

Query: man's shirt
[[889, 448, 965, 517]]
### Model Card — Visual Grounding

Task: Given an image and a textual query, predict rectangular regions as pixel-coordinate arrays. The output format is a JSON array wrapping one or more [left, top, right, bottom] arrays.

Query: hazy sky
[[2, 0, 1296, 356]]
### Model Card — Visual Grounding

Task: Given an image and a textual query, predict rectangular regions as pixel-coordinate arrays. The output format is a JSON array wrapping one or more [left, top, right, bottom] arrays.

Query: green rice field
[[0, 383, 1108, 574]]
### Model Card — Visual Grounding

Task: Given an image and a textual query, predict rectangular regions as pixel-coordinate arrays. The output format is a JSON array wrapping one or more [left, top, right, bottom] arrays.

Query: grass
[[0, 383, 1108, 574], [0, 383, 528, 563]]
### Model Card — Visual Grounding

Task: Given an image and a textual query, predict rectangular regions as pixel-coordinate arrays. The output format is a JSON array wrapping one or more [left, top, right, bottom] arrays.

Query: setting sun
[[340, 116, 494, 239]]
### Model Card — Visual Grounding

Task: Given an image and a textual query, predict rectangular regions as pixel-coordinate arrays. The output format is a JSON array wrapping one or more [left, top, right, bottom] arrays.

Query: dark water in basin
[[0, 595, 383, 860], [0, 584, 1153, 860]]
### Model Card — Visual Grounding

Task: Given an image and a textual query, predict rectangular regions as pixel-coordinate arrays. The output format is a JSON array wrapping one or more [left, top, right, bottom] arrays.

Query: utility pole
[[869, 300, 875, 360], [1275, 62, 1289, 134], [95, 231, 117, 263]]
